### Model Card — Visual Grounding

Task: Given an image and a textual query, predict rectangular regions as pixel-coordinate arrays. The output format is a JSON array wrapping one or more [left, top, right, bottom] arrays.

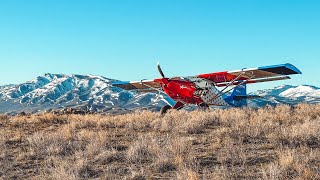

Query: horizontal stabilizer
[[233, 95, 261, 101]]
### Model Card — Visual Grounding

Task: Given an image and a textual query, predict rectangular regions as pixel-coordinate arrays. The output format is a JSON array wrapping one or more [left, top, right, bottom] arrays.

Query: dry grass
[[0, 104, 320, 179]]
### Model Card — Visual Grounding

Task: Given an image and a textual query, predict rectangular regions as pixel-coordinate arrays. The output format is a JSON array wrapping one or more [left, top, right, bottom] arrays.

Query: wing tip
[[284, 63, 302, 74]]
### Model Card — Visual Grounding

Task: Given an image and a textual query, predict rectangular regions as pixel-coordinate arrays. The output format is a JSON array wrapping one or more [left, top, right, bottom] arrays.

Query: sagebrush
[[0, 104, 319, 179]]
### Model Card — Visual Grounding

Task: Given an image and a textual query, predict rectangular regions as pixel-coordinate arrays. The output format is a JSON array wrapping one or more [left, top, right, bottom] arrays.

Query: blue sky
[[0, 0, 319, 91]]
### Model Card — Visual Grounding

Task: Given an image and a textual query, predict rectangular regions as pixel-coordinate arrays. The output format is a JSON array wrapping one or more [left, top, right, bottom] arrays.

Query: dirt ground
[[0, 104, 319, 179]]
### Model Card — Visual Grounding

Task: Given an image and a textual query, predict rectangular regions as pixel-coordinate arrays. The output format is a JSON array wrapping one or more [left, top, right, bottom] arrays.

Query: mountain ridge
[[0, 73, 319, 114], [0, 73, 166, 114]]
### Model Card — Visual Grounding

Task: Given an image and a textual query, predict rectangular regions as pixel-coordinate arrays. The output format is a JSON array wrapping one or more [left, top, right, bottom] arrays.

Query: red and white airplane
[[113, 63, 301, 114]]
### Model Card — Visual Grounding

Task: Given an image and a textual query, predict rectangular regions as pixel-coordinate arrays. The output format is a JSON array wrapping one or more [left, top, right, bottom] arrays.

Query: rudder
[[229, 83, 247, 107]]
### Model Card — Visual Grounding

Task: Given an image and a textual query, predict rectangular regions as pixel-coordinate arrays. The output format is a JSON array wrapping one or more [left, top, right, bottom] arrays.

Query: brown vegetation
[[0, 104, 320, 179]]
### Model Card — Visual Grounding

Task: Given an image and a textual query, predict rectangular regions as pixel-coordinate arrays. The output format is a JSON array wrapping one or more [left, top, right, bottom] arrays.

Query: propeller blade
[[157, 62, 166, 78]]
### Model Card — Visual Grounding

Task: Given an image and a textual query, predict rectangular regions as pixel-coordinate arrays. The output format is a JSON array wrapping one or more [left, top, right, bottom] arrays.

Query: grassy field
[[0, 104, 320, 179]]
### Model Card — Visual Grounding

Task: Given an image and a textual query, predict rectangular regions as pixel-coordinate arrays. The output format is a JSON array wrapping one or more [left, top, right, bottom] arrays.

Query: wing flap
[[216, 76, 291, 87]]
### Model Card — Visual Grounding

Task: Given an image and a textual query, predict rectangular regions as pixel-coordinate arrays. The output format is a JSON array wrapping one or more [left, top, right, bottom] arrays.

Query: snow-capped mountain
[[279, 85, 320, 98], [0, 74, 166, 114], [0, 73, 319, 114], [249, 85, 320, 107]]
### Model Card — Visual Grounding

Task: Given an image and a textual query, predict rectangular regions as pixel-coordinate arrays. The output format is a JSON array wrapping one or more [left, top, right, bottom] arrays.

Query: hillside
[[1, 74, 320, 114], [0, 73, 166, 114], [250, 85, 320, 107], [0, 104, 319, 179]]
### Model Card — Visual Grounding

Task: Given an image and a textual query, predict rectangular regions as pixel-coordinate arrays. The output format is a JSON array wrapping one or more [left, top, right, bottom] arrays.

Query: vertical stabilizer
[[225, 83, 247, 107]]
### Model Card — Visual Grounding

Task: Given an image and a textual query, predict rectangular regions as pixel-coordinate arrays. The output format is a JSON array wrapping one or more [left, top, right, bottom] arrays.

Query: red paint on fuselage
[[154, 78, 203, 104]]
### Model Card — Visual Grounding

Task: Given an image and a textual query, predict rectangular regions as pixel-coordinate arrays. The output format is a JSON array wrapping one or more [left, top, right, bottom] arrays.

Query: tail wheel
[[160, 105, 172, 115]]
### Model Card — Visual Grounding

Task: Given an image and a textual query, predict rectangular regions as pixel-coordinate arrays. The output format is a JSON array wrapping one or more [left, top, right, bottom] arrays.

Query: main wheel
[[160, 105, 172, 115]]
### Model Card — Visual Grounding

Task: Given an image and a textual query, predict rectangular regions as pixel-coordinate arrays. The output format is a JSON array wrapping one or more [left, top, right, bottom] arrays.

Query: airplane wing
[[113, 80, 161, 92], [113, 63, 301, 90], [195, 63, 301, 87]]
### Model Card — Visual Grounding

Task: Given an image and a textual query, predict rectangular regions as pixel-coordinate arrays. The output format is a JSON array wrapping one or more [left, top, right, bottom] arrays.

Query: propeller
[[157, 62, 166, 78]]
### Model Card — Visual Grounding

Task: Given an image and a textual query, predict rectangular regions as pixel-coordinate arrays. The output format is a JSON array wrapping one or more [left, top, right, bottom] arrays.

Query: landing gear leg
[[173, 101, 184, 110], [160, 101, 184, 115]]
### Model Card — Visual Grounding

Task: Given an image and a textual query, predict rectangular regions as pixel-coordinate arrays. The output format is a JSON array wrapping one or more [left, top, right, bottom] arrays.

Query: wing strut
[[209, 74, 256, 103], [218, 71, 246, 94]]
